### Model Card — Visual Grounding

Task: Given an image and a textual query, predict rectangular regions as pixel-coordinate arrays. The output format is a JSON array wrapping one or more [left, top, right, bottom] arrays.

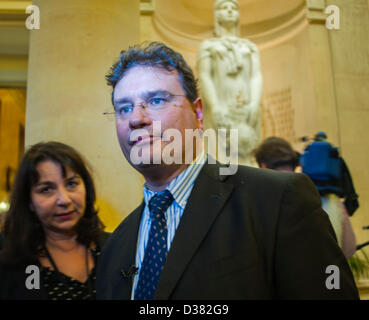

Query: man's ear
[[192, 97, 204, 130]]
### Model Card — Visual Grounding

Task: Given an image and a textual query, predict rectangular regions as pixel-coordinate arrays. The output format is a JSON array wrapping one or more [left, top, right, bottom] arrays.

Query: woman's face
[[30, 160, 86, 236], [216, 1, 239, 26]]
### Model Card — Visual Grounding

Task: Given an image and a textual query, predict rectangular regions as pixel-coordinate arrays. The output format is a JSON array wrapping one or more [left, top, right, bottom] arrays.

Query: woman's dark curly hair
[[106, 41, 198, 105], [1, 141, 104, 265]]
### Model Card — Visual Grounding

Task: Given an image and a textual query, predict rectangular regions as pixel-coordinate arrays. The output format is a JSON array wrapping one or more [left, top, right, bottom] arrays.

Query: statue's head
[[214, 0, 240, 37]]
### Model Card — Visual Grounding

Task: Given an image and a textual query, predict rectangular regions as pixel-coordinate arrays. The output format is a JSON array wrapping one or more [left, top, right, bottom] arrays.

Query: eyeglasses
[[103, 92, 186, 120]]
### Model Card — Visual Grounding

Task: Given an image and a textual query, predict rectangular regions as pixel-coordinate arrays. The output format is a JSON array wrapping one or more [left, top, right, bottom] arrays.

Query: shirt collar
[[143, 151, 206, 209]]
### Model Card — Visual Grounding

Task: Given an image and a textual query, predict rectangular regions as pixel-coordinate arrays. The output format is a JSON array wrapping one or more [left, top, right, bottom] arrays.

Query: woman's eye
[[38, 187, 52, 194], [67, 180, 78, 188]]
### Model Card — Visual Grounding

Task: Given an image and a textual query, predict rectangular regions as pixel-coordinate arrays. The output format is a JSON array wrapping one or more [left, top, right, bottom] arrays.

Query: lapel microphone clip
[[121, 265, 139, 278]]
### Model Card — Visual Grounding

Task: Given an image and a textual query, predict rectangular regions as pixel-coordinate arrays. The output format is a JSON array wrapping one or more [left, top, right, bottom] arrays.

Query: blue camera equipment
[[299, 132, 359, 216]]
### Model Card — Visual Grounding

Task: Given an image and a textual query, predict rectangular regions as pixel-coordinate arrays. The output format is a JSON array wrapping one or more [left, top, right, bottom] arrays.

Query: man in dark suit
[[96, 42, 359, 299]]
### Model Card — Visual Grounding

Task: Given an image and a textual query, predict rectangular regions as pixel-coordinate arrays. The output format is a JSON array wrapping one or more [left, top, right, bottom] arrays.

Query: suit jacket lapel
[[112, 202, 144, 299], [155, 162, 234, 299]]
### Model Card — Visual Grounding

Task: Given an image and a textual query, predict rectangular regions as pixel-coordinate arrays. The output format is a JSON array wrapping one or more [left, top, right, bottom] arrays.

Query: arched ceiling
[[153, 0, 307, 48]]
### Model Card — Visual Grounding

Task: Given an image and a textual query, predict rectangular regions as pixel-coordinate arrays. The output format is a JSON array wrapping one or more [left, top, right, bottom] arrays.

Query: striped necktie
[[134, 189, 174, 300]]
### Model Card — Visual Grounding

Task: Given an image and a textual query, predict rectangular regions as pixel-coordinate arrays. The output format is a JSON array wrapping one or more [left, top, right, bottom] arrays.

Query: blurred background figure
[[0, 141, 109, 300], [253, 136, 299, 172], [253, 135, 357, 259], [299, 132, 358, 259]]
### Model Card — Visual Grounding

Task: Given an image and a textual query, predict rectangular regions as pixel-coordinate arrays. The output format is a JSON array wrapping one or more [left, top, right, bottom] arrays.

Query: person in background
[[253, 136, 299, 172], [0, 141, 109, 300], [253, 136, 356, 259]]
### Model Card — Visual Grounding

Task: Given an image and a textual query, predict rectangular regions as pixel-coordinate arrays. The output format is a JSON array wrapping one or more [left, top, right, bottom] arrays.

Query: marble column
[[306, 0, 340, 146], [325, 0, 369, 254], [307, 0, 369, 283], [26, 0, 141, 231]]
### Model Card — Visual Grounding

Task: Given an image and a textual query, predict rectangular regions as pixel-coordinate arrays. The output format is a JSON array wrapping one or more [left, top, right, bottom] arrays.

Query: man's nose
[[129, 104, 152, 129], [56, 187, 72, 206]]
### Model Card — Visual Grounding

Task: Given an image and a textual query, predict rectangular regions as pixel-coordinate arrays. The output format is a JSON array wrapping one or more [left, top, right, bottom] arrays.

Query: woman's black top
[[0, 232, 110, 300], [40, 246, 100, 300]]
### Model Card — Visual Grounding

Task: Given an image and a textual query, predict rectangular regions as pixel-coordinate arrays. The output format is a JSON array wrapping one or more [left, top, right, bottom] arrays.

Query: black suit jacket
[[96, 163, 359, 299]]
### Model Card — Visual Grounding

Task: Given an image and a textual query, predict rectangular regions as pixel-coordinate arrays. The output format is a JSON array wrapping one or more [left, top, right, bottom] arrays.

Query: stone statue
[[197, 0, 263, 165]]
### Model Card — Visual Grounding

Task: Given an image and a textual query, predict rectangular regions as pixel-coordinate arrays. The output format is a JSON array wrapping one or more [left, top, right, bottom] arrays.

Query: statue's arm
[[197, 45, 220, 115], [249, 46, 263, 126]]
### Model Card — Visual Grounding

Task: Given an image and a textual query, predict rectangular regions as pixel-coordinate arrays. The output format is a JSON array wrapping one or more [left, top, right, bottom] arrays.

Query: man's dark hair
[[253, 136, 299, 170], [106, 41, 198, 105], [1, 141, 105, 265]]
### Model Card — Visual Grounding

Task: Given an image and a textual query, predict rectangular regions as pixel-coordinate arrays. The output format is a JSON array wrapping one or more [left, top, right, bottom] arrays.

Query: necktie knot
[[149, 189, 174, 218]]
